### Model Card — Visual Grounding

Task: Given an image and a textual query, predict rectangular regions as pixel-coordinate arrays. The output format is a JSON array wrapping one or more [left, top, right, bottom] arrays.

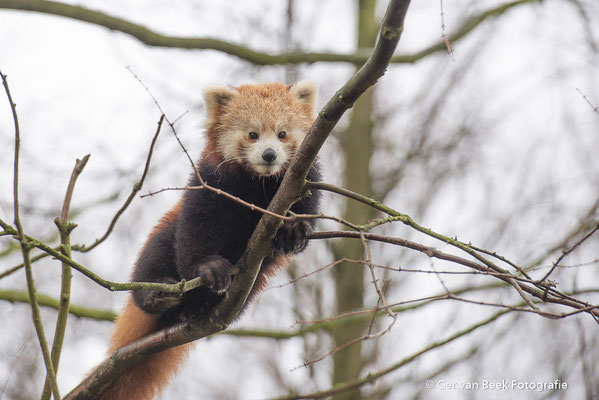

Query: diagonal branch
[[0, 218, 208, 294], [539, 223, 599, 282], [74, 115, 164, 252], [311, 231, 599, 319], [63, 1, 412, 398]]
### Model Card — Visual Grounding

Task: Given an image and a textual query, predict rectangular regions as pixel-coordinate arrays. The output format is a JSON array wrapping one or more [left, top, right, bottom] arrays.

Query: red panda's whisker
[[215, 156, 247, 173]]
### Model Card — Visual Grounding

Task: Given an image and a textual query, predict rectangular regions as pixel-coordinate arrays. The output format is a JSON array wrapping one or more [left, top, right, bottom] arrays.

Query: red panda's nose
[[262, 148, 277, 163]]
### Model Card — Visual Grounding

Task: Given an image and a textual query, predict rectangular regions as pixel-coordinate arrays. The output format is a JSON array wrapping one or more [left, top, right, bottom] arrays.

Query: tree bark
[[330, 1, 378, 398]]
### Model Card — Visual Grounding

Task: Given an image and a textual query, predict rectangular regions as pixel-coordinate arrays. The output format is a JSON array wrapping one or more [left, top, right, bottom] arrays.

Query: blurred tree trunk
[[330, 1, 378, 399]]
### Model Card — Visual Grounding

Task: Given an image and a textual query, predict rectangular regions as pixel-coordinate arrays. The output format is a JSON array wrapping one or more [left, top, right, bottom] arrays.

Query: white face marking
[[216, 129, 246, 162], [216, 124, 306, 177], [246, 134, 288, 176]]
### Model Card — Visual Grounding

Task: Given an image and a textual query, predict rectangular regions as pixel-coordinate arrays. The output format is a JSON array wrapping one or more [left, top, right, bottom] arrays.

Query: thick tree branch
[[0, 0, 540, 65], [63, 2, 412, 399]]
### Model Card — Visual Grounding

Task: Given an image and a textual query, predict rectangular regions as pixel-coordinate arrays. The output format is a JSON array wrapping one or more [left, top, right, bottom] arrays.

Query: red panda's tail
[[97, 297, 190, 400]]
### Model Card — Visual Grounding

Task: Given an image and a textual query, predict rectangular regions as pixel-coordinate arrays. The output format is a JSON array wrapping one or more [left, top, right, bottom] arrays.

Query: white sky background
[[0, 1, 598, 399]]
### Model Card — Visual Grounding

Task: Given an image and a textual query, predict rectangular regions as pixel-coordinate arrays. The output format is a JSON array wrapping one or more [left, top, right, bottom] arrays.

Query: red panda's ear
[[204, 87, 237, 121], [289, 80, 316, 108]]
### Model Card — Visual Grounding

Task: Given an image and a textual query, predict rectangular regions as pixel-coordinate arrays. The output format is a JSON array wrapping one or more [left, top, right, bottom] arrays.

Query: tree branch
[[538, 223, 599, 282], [42, 154, 90, 400], [63, 2, 412, 398], [310, 231, 599, 319], [0, 289, 116, 321], [0, 115, 164, 280], [0, 218, 209, 294], [270, 310, 510, 399], [74, 115, 164, 253], [0, 0, 540, 65], [2, 69, 60, 400]]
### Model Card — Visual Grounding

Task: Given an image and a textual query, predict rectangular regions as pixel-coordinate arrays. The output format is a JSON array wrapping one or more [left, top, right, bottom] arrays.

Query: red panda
[[96, 81, 321, 400]]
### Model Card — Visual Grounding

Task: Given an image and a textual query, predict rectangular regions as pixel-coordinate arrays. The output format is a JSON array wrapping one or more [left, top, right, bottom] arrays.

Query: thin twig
[[293, 285, 599, 335], [360, 231, 396, 320], [307, 182, 596, 306], [310, 230, 599, 319], [576, 88, 599, 115], [293, 284, 585, 372], [1, 69, 61, 400], [538, 223, 599, 282], [525, 198, 599, 271], [74, 115, 164, 252], [267, 258, 349, 290], [272, 310, 511, 400], [42, 155, 90, 400], [126, 67, 205, 184], [143, 185, 293, 222], [439, 0, 455, 60], [467, 243, 532, 279]]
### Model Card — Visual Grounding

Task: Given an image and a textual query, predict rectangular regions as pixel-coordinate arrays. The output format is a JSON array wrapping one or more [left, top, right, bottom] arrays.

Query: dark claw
[[137, 276, 182, 314], [273, 220, 312, 254], [192, 256, 235, 293]]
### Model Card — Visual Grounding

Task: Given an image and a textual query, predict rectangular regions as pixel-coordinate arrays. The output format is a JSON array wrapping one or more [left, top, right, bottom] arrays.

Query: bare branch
[[539, 223, 599, 282], [576, 87, 599, 115], [439, 0, 455, 60], [270, 310, 510, 400], [0, 218, 210, 294], [63, 2, 412, 398], [0, 0, 540, 65], [310, 231, 599, 319], [42, 155, 90, 400], [74, 115, 164, 253], [1, 69, 60, 400], [0, 289, 116, 321]]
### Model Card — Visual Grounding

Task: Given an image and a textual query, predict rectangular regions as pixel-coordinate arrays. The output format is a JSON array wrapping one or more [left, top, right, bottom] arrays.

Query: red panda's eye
[[249, 132, 259, 140], [278, 131, 287, 139]]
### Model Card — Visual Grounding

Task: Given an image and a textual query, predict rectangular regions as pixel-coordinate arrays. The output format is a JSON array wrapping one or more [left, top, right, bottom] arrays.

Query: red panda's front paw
[[193, 256, 236, 294], [273, 219, 312, 254], [136, 277, 183, 314]]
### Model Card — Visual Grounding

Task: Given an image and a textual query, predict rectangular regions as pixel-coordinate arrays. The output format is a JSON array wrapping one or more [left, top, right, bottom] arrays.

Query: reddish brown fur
[[95, 81, 318, 399], [98, 202, 187, 400], [144, 200, 182, 244], [200, 140, 226, 167], [98, 298, 189, 400], [98, 202, 287, 400], [249, 253, 292, 301]]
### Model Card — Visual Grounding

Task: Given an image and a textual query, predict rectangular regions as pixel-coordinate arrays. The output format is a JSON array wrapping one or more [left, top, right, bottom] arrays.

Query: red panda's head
[[203, 81, 316, 177]]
